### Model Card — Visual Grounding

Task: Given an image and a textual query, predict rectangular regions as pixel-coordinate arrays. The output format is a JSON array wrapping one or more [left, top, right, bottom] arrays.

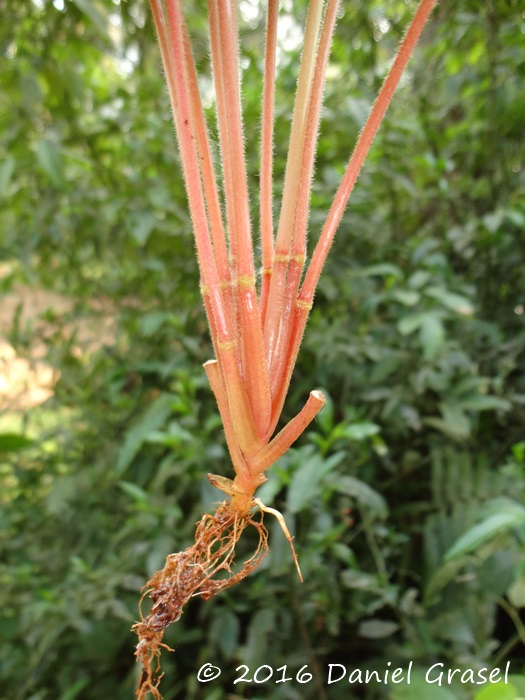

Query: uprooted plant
[[133, 0, 437, 697]]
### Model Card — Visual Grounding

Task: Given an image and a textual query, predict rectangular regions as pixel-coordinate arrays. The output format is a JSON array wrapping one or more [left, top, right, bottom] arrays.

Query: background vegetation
[[1, 0, 524, 699]]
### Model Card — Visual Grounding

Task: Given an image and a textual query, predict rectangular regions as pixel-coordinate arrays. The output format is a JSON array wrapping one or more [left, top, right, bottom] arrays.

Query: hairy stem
[[259, 0, 279, 325], [210, 0, 272, 437], [301, 0, 438, 301], [270, 0, 340, 397], [263, 0, 325, 367], [278, 0, 438, 410]]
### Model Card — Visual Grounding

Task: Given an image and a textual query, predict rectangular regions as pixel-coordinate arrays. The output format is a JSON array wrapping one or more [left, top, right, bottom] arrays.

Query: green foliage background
[[1, 1, 524, 699]]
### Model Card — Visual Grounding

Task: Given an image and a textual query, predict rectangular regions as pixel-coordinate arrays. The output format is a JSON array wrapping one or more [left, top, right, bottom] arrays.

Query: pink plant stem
[[301, 0, 438, 303], [249, 390, 326, 474], [181, 25, 229, 288], [180, 25, 239, 363], [273, 0, 438, 428], [213, 0, 272, 437], [259, 0, 279, 327], [149, 1, 169, 67], [269, 0, 340, 401], [164, 0, 261, 456], [152, 0, 437, 474], [269, 301, 312, 440], [203, 361, 253, 484], [207, 0, 241, 346], [150, 0, 226, 348], [162, 1, 224, 340], [208, 0, 238, 268], [202, 287, 263, 457], [263, 0, 324, 368]]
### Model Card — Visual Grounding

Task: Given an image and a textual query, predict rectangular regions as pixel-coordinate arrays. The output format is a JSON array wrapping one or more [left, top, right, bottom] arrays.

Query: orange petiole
[[136, 2, 439, 694], [151, 0, 437, 498]]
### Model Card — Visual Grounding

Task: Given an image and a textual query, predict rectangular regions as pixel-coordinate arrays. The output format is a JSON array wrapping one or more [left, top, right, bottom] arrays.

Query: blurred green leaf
[[243, 608, 275, 668], [71, 0, 107, 33], [358, 618, 399, 638], [482, 211, 504, 234], [458, 395, 511, 412], [420, 314, 445, 360], [445, 504, 525, 561], [118, 480, 149, 504], [397, 312, 428, 335], [391, 290, 420, 306], [116, 393, 174, 474], [508, 675, 525, 696], [35, 139, 64, 187], [390, 670, 457, 700], [473, 682, 520, 700], [59, 677, 90, 700], [0, 433, 34, 451], [0, 156, 15, 198], [210, 609, 240, 658], [330, 475, 388, 518], [130, 211, 157, 246], [508, 574, 525, 608], [287, 450, 345, 513], [512, 442, 525, 463], [425, 287, 474, 316], [355, 263, 403, 278], [341, 421, 380, 441], [425, 402, 471, 440]]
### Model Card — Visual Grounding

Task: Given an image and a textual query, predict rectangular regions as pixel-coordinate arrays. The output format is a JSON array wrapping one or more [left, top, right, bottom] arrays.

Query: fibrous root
[[132, 498, 271, 699]]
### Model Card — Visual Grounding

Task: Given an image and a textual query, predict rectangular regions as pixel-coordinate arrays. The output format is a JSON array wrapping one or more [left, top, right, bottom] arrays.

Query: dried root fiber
[[133, 499, 269, 700]]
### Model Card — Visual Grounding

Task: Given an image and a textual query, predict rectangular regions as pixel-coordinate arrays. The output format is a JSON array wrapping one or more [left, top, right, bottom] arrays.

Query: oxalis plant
[[133, 0, 437, 696]]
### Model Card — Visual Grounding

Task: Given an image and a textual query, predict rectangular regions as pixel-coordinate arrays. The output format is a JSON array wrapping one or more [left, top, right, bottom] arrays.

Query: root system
[[133, 499, 269, 700]]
